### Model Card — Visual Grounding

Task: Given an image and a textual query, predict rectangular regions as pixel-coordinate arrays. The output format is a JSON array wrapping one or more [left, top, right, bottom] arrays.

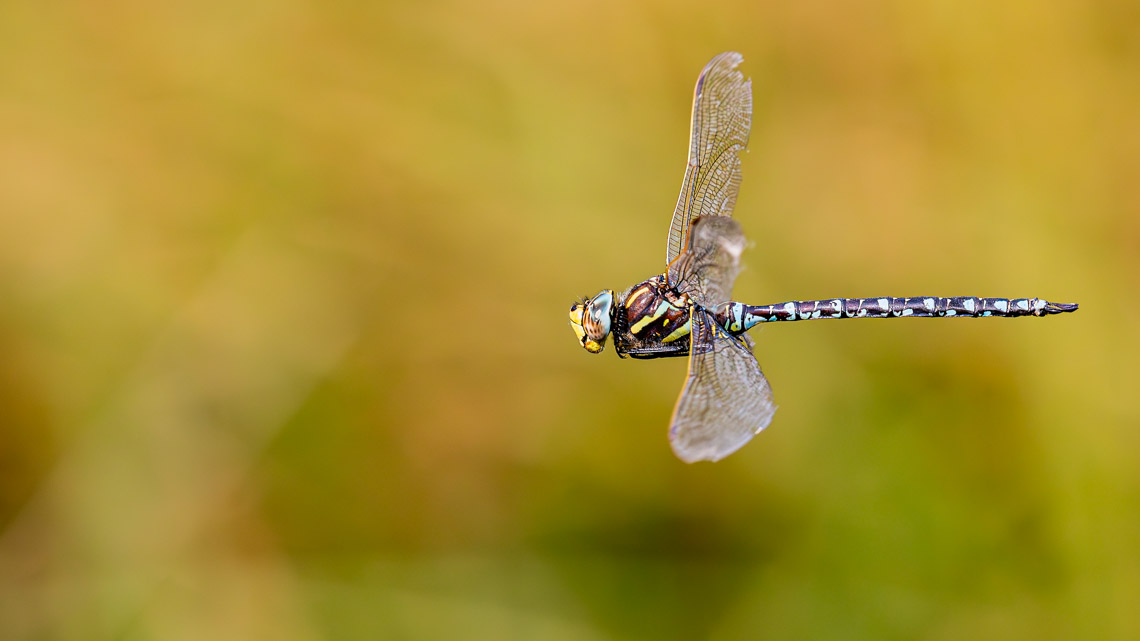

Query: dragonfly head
[[569, 290, 614, 354]]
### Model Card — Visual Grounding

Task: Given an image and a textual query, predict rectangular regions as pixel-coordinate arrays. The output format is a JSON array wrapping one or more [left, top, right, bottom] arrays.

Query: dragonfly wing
[[666, 52, 753, 265], [666, 215, 746, 309], [669, 310, 776, 463]]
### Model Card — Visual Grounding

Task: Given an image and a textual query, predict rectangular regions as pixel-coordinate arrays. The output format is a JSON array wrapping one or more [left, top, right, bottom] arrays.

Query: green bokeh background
[[1, 1, 1136, 639]]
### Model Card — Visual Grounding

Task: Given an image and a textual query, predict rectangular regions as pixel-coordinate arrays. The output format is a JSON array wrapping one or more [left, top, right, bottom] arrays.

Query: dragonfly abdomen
[[719, 296, 1078, 333]]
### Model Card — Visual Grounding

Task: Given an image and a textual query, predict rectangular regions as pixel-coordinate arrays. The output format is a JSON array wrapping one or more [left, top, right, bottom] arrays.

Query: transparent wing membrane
[[669, 310, 776, 463], [667, 216, 746, 309], [666, 52, 753, 265]]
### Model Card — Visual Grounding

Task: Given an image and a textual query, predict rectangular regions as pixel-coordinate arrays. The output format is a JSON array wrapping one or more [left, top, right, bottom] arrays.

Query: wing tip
[[670, 437, 747, 464], [712, 51, 745, 67], [669, 404, 777, 464], [699, 52, 746, 86]]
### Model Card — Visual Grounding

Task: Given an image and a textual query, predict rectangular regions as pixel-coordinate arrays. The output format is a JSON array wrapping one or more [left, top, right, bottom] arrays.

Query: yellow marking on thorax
[[662, 317, 692, 343], [625, 286, 650, 308], [630, 300, 670, 334]]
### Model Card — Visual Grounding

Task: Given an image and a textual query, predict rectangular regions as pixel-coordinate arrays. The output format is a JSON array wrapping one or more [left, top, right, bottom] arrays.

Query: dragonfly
[[568, 52, 1078, 463]]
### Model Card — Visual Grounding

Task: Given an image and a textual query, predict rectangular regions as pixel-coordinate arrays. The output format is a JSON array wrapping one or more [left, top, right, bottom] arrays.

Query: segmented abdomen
[[719, 296, 1077, 333]]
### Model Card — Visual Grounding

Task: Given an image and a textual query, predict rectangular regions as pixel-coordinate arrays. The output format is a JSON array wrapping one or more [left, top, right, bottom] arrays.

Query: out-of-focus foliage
[[0, 1, 1136, 639]]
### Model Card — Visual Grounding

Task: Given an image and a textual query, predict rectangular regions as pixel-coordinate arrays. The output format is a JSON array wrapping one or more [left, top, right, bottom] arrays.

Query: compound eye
[[583, 291, 614, 342], [590, 306, 604, 324]]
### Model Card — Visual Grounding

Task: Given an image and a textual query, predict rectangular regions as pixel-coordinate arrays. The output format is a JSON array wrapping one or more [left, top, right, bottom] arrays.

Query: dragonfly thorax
[[569, 290, 615, 353]]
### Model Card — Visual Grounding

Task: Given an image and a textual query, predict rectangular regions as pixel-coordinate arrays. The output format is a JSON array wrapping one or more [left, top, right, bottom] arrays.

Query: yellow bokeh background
[[1, 1, 1137, 639]]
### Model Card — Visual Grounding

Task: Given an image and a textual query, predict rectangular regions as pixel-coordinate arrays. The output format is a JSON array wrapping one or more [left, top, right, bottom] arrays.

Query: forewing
[[666, 216, 746, 308], [666, 52, 753, 265], [669, 310, 776, 463]]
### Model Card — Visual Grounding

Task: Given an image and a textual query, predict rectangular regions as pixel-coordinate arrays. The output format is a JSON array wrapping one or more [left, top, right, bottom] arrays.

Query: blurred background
[[0, 0, 1136, 639]]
